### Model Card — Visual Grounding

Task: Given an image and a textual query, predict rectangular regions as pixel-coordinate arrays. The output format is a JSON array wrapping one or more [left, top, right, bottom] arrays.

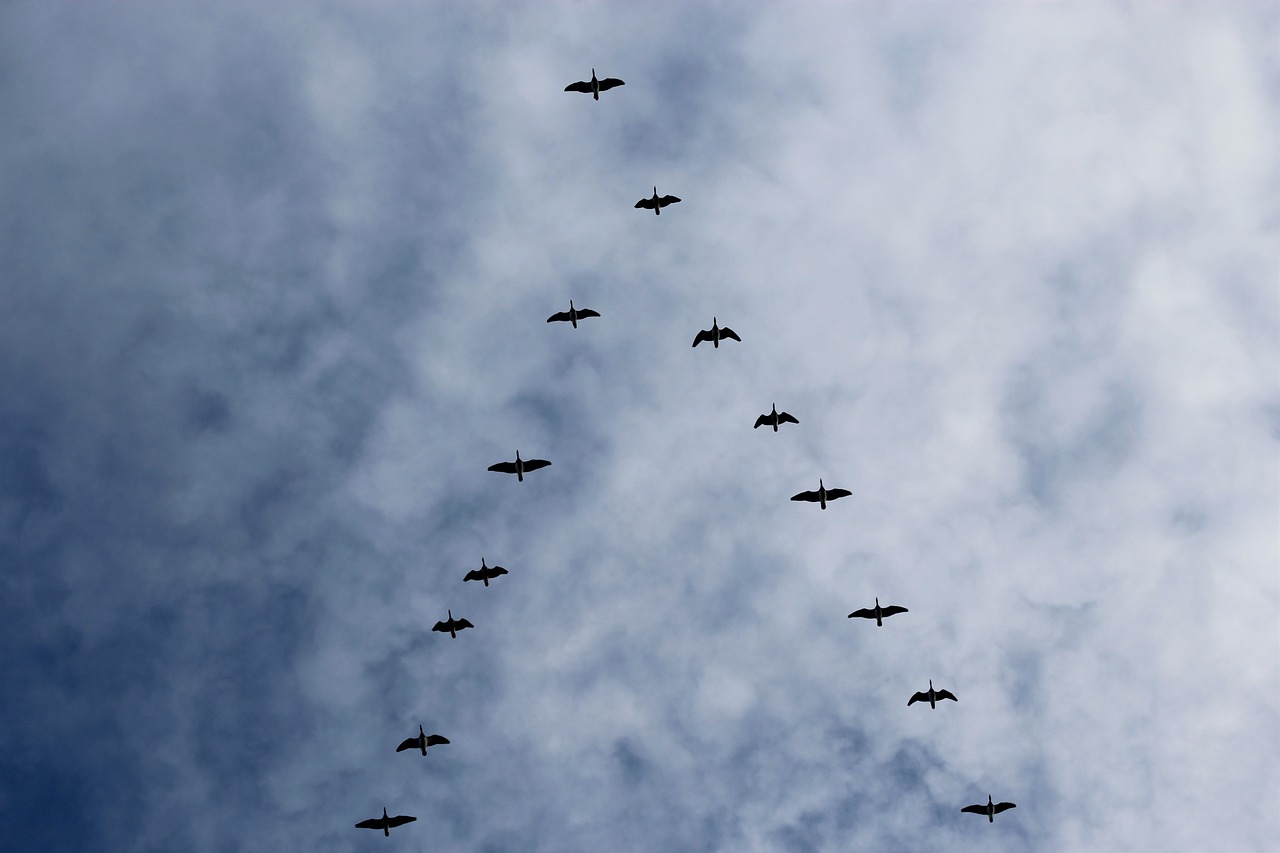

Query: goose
[[547, 299, 600, 328], [692, 317, 741, 348], [754, 404, 799, 432], [847, 598, 908, 627], [790, 479, 851, 510], [464, 558, 508, 587], [432, 609, 473, 639], [355, 807, 417, 836], [908, 680, 958, 709], [488, 450, 552, 482], [635, 186, 681, 215], [564, 68, 625, 100], [961, 795, 1016, 823], [396, 724, 450, 756]]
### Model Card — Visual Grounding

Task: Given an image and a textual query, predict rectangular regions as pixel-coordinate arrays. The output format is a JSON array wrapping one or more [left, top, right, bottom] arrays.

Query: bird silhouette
[[635, 186, 681, 215], [908, 680, 958, 709], [790, 479, 851, 510], [396, 724, 450, 756], [564, 68, 624, 100], [692, 317, 741, 348], [464, 558, 508, 587], [355, 807, 417, 836], [847, 597, 908, 627], [488, 450, 552, 482], [432, 609, 473, 639], [754, 403, 799, 432], [961, 795, 1017, 823], [547, 299, 600, 329]]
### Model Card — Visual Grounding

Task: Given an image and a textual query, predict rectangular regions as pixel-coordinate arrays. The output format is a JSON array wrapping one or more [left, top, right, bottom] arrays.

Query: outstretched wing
[[457, 618, 475, 629], [880, 605, 908, 617], [387, 815, 417, 828], [937, 690, 959, 702], [564, 81, 592, 93], [960, 805, 987, 815], [431, 621, 448, 632], [488, 461, 518, 474], [463, 570, 484, 582], [597, 78, 624, 91], [576, 308, 601, 319], [753, 414, 768, 429], [635, 197, 658, 209], [791, 490, 821, 502], [547, 311, 572, 323], [692, 330, 712, 347], [395, 737, 419, 752], [908, 692, 927, 706], [778, 411, 799, 425], [426, 734, 450, 746], [522, 459, 552, 472], [355, 818, 383, 829], [993, 802, 1016, 813], [658, 195, 682, 206], [825, 488, 852, 501], [489, 566, 508, 577], [847, 608, 874, 619], [719, 327, 741, 342]]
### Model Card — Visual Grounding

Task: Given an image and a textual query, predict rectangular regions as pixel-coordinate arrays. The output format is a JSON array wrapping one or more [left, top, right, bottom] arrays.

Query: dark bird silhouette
[[488, 450, 552, 482], [432, 609, 473, 639], [692, 317, 741, 348], [564, 68, 624, 100], [908, 679, 958, 709], [464, 558, 508, 587], [754, 403, 799, 432], [635, 186, 681, 215], [790, 478, 851, 510], [962, 795, 1017, 823], [847, 597, 908, 627], [547, 299, 600, 328], [396, 724, 450, 756], [355, 807, 417, 837]]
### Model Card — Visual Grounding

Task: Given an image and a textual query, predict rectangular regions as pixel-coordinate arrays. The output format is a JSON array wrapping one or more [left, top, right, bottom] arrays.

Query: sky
[[1, 2, 1277, 850]]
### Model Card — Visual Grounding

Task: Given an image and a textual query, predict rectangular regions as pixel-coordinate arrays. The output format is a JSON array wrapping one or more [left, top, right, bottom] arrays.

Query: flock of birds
[[355, 66, 1016, 839]]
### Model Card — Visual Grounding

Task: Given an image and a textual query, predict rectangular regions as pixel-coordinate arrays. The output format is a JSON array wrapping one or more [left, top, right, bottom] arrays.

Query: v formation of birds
[[357, 67, 1016, 838]]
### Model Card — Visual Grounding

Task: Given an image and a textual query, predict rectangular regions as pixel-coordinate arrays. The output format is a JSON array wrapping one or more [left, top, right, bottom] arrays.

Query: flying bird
[[432, 609, 473, 639], [488, 450, 552, 482], [464, 558, 508, 587], [754, 403, 799, 432], [355, 807, 417, 837], [396, 724, 450, 756], [564, 68, 624, 100], [908, 680, 958, 709], [547, 299, 600, 328], [635, 186, 681, 215], [847, 597, 908, 627], [790, 479, 851, 510], [692, 317, 741, 348], [961, 795, 1017, 823]]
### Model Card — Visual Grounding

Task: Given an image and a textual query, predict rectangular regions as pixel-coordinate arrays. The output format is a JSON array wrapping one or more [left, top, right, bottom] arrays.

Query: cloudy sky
[[2, 2, 1277, 850]]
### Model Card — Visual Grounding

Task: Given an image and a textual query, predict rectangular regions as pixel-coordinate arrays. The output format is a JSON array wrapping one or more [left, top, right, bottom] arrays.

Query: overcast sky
[[2, 2, 1277, 851]]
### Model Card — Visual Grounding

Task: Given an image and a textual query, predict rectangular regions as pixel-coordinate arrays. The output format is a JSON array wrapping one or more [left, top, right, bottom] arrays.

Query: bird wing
[[719, 327, 741, 341], [993, 803, 1016, 813], [426, 734, 450, 746], [635, 197, 658, 209], [791, 490, 820, 502], [825, 488, 852, 500], [753, 414, 768, 429], [576, 308, 601, 319], [880, 605, 908, 616], [431, 621, 448, 632], [355, 818, 383, 829], [395, 737, 419, 752], [488, 461, 518, 474], [692, 330, 711, 347], [597, 78, 625, 90], [564, 81, 592, 93], [386, 815, 417, 828], [521, 459, 551, 472], [778, 411, 799, 424], [658, 195, 682, 205], [457, 618, 474, 629], [937, 690, 959, 702], [908, 692, 926, 706], [463, 570, 483, 582], [547, 311, 571, 323], [489, 566, 508, 576], [960, 805, 987, 815], [847, 608, 874, 619]]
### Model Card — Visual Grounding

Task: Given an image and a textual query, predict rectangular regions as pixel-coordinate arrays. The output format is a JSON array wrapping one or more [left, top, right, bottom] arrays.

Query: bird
[[488, 450, 552, 482], [564, 68, 624, 100], [355, 807, 417, 837], [790, 479, 851, 510], [464, 558, 508, 587], [908, 680, 958, 709], [546, 299, 600, 329], [847, 597, 908, 627], [692, 317, 741, 348], [754, 403, 799, 432], [635, 186, 681, 215], [432, 609, 473, 639], [961, 795, 1017, 823], [396, 724, 450, 756]]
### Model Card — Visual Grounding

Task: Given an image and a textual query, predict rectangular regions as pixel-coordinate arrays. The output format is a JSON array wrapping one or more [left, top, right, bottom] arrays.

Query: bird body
[[396, 724, 450, 756], [464, 558, 508, 587], [547, 299, 600, 329], [564, 68, 624, 100], [355, 807, 417, 837], [692, 317, 741, 348], [432, 609, 473, 639], [908, 679, 957, 709], [847, 597, 908, 627], [961, 795, 1016, 823], [635, 186, 681, 215], [488, 450, 552, 482], [754, 403, 798, 432], [790, 478, 851, 510]]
